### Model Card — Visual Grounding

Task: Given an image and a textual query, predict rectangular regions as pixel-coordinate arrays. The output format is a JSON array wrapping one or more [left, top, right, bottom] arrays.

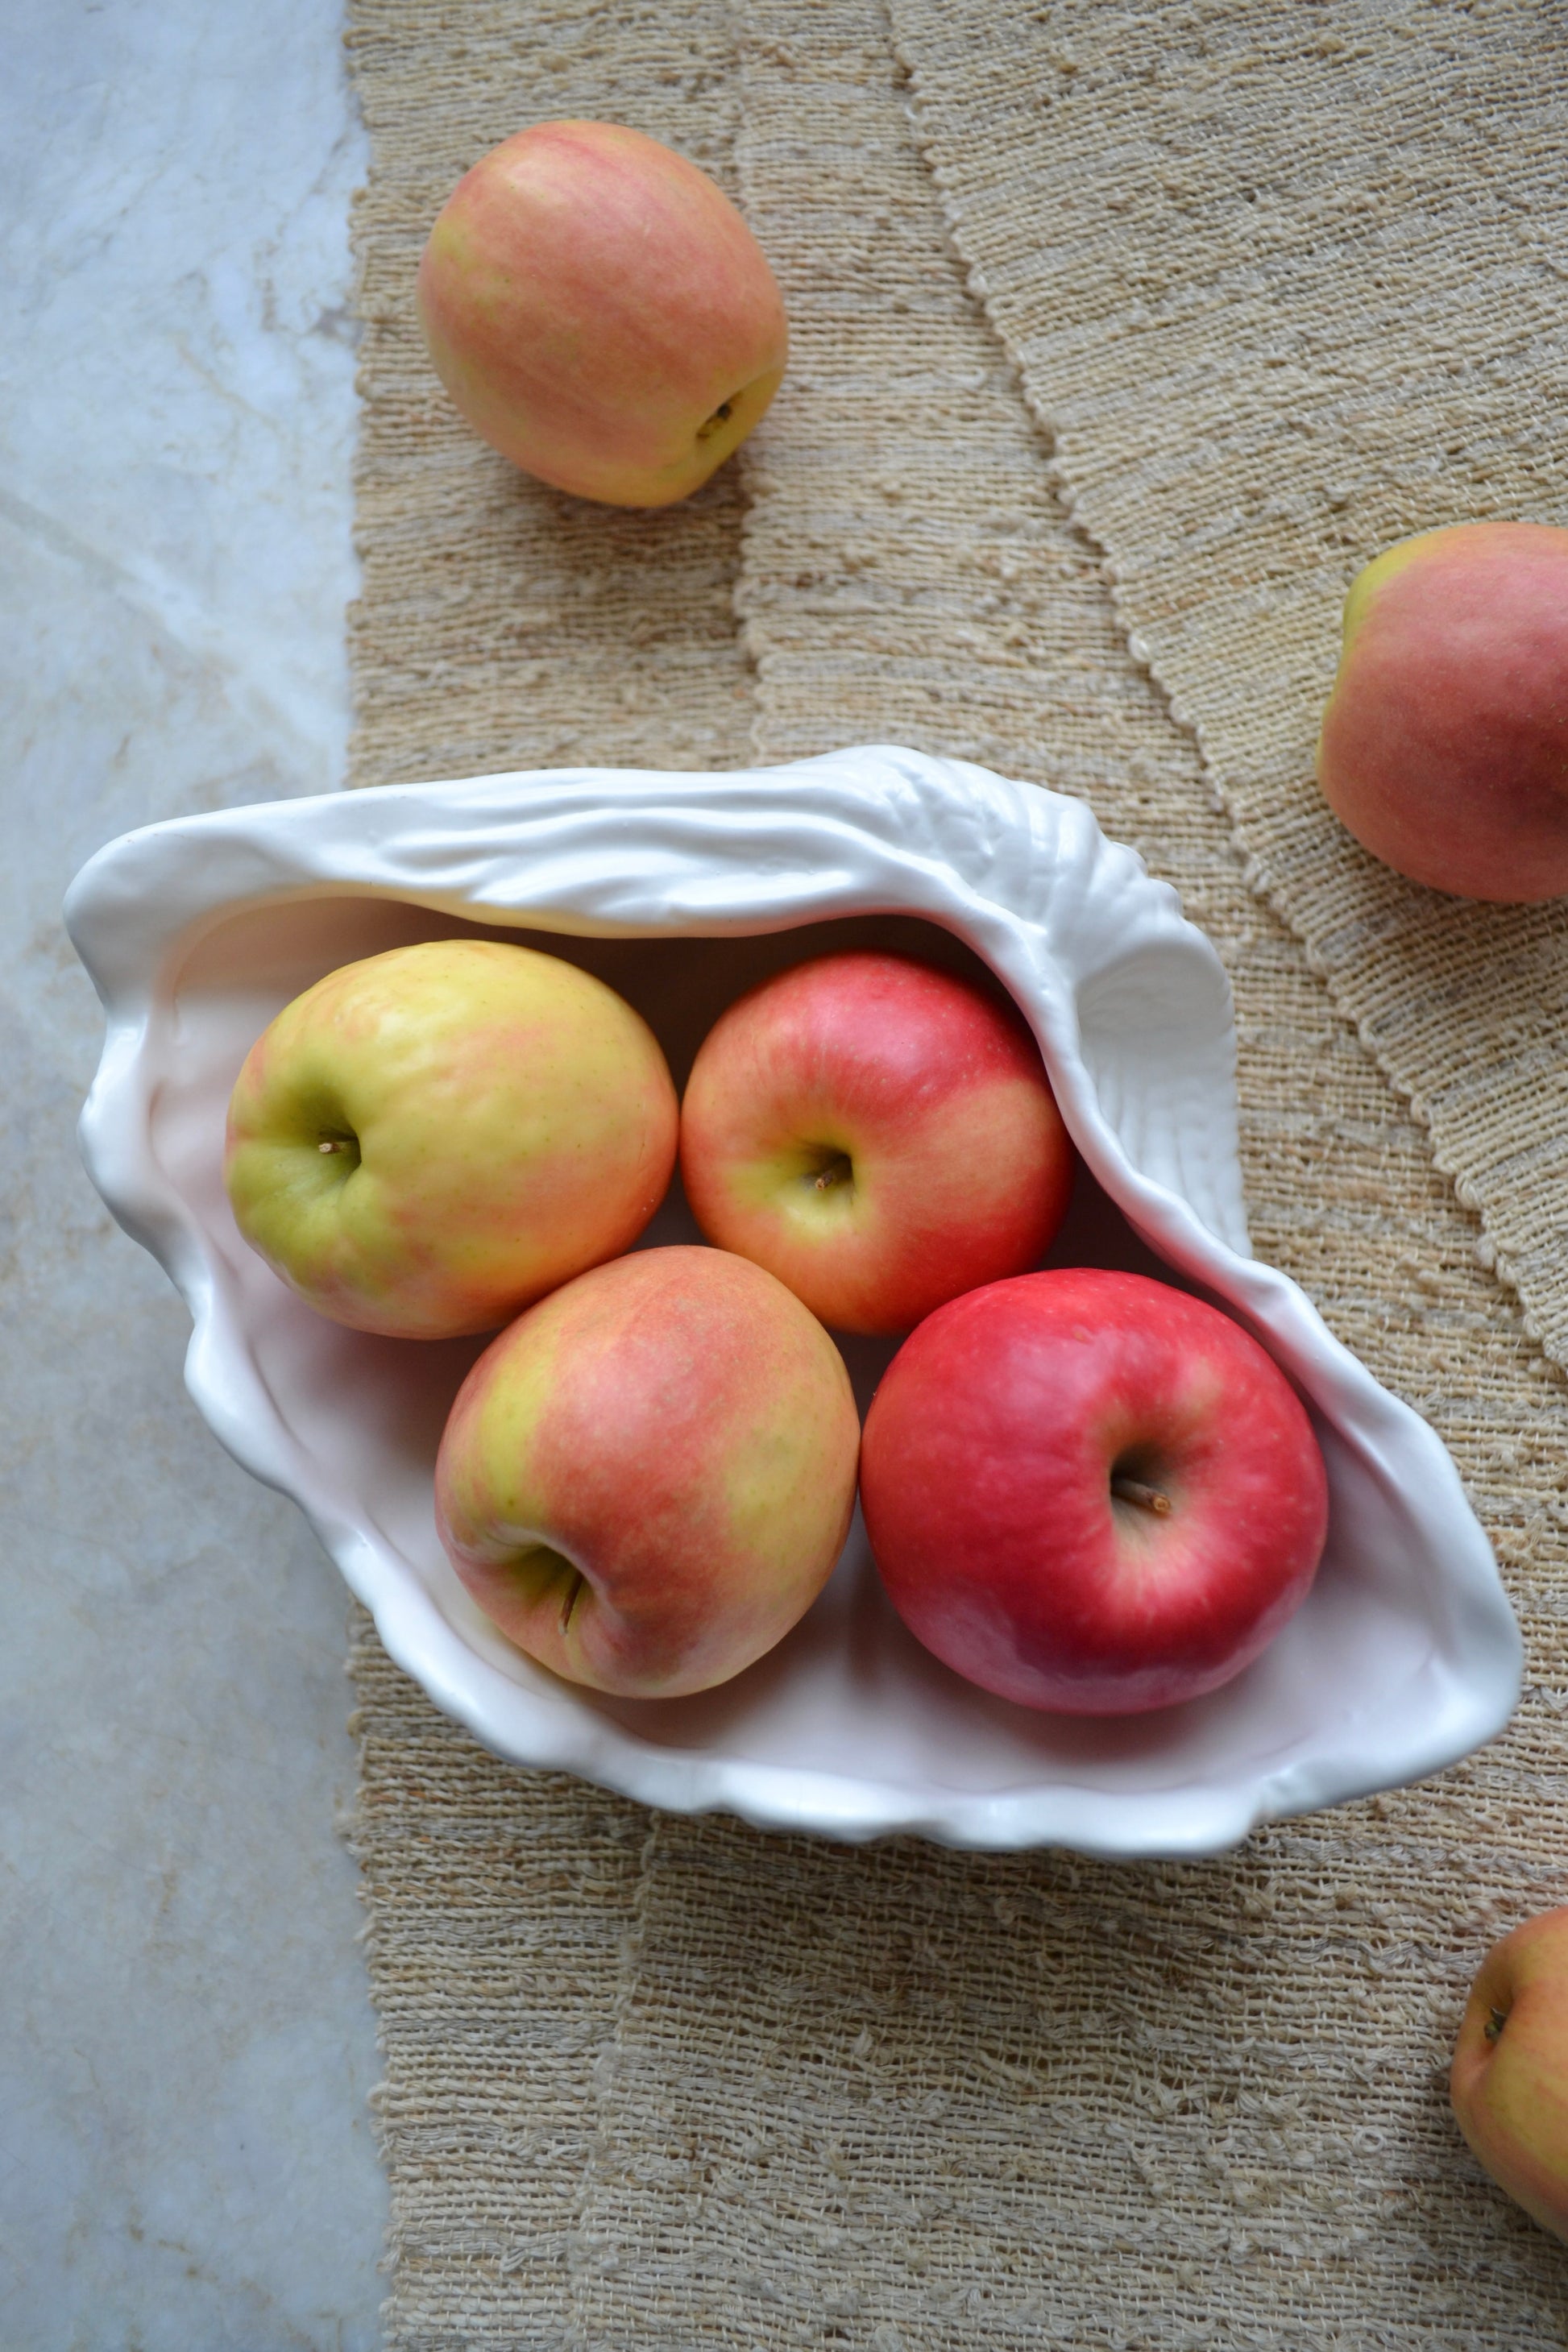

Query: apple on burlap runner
[[346, 2, 1568, 2342]]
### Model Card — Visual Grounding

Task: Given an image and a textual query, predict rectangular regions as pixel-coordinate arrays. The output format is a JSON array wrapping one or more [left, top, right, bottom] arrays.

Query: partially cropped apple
[[860, 1267, 1329, 1714], [435, 1246, 860, 1698], [679, 950, 1076, 1336], [1317, 520, 1568, 901], [417, 120, 788, 508], [225, 938, 678, 1338], [1451, 1908, 1568, 2243]]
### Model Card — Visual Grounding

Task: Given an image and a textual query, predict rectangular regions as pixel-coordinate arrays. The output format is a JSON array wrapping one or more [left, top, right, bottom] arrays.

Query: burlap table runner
[[345, 4, 1568, 2342]]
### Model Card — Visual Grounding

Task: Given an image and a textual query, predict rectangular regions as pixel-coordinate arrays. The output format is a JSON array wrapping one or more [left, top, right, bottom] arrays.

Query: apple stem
[[1111, 1475, 1173, 1516], [1484, 2006, 1509, 2043], [811, 1153, 854, 1193]]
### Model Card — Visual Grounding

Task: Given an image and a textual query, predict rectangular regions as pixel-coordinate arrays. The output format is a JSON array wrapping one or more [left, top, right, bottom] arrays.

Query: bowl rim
[[64, 745, 1522, 1854]]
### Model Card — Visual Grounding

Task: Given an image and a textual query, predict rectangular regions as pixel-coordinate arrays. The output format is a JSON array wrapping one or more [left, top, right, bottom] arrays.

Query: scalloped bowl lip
[[64, 745, 1522, 1856]]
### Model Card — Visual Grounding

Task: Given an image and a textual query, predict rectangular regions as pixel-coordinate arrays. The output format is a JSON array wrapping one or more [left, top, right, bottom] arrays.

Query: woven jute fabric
[[346, 3, 1568, 2343], [887, 0, 1568, 1363]]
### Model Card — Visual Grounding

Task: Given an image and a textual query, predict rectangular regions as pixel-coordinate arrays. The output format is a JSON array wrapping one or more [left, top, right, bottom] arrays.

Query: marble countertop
[[2, 3, 384, 2343]]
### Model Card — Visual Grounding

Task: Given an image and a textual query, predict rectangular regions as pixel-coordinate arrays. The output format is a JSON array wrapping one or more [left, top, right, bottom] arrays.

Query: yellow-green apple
[[434, 1245, 860, 1697], [678, 950, 1075, 1337], [1451, 1908, 1568, 2242], [225, 938, 677, 1339], [860, 1267, 1329, 1714], [1317, 520, 1568, 901], [417, 120, 788, 508]]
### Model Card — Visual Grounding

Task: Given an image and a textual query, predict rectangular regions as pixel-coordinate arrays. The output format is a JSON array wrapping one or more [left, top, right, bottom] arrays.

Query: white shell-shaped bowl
[[65, 746, 1520, 1856]]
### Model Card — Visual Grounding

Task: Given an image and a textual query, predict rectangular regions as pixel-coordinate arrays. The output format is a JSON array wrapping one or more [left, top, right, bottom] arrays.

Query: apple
[[435, 1245, 860, 1698], [225, 938, 678, 1339], [417, 120, 788, 508], [1451, 1907, 1568, 2242], [859, 1267, 1329, 1714], [1316, 520, 1568, 901], [678, 950, 1076, 1336]]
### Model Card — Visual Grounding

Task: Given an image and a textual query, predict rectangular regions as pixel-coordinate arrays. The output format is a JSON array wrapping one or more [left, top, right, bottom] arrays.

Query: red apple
[[435, 1246, 860, 1699], [1451, 1908, 1568, 2242], [1316, 520, 1568, 901], [417, 120, 788, 508], [860, 1267, 1329, 1714], [225, 938, 678, 1338], [678, 951, 1076, 1337]]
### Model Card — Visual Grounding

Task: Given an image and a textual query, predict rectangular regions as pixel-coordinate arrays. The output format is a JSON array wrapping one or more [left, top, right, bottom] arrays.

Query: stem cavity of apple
[[558, 1567, 587, 1638], [504, 1541, 588, 1636], [1484, 2005, 1509, 2043], [695, 397, 735, 442], [810, 1151, 855, 1195], [1110, 1473, 1173, 1517]]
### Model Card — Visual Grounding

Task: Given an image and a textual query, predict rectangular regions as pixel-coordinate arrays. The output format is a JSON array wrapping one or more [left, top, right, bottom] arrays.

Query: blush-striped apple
[[225, 938, 678, 1339], [417, 120, 788, 508], [1317, 521, 1568, 901], [1451, 1907, 1568, 2244], [860, 1267, 1329, 1715], [435, 1246, 860, 1698], [678, 950, 1075, 1336]]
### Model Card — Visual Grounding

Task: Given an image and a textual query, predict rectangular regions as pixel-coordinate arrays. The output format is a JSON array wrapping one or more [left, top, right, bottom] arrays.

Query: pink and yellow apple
[[1317, 520, 1568, 901], [417, 120, 788, 508], [1451, 1907, 1568, 2243], [434, 1245, 860, 1697], [224, 938, 678, 1339], [860, 1267, 1329, 1714], [678, 950, 1076, 1336]]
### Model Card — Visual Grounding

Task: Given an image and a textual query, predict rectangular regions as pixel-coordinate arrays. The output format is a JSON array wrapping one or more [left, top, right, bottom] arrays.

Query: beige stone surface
[[2, 4, 384, 2344]]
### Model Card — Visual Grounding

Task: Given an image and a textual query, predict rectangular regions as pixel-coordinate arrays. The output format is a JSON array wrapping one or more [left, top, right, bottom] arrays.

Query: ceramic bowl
[[65, 745, 1520, 1855]]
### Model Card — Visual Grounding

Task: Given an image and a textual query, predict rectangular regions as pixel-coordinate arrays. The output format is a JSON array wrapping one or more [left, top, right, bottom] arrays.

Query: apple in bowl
[[435, 1245, 861, 1698], [679, 949, 1076, 1335], [224, 937, 678, 1339], [860, 1267, 1329, 1714]]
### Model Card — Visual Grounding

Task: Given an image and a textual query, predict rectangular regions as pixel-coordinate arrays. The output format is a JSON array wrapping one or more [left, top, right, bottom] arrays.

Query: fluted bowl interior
[[65, 746, 1520, 1853]]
